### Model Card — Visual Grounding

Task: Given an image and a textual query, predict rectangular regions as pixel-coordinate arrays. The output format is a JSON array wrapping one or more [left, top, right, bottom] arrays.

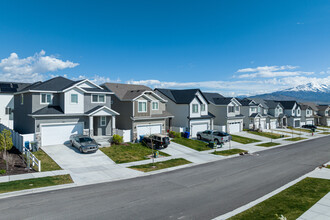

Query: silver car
[[196, 130, 232, 145], [69, 134, 99, 153]]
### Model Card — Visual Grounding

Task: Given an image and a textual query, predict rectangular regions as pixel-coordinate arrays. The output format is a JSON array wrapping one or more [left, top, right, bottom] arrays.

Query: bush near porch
[[100, 143, 170, 164]]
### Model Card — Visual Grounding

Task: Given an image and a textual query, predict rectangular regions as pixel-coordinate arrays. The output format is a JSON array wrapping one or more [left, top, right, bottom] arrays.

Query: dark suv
[[302, 124, 317, 129], [142, 134, 170, 149]]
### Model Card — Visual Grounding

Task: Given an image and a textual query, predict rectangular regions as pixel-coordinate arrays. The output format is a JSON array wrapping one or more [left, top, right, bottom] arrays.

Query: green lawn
[[256, 142, 281, 147], [320, 132, 330, 135], [129, 158, 191, 172], [212, 148, 247, 156], [326, 165, 330, 169], [274, 130, 300, 135], [33, 149, 62, 171], [172, 137, 211, 151], [0, 174, 73, 194], [100, 143, 170, 164], [247, 131, 287, 139], [288, 126, 313, 133], [231, 135, 261, 144], [229, 178, 330, 220], [285, 137, 307, 141]]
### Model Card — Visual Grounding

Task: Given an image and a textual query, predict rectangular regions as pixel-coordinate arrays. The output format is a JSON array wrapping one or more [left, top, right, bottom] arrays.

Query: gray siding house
[[317, 105, 330, 126], [264, 100, 287, 128], [14, 77, 119, 146], [275, 101, 301, 128], [239, 99, 268, 130], [299, 104, 315, 126], [102, 83, 173, 141]]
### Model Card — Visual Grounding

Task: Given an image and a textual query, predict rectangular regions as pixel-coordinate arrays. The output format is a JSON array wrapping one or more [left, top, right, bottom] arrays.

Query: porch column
[[112, 116, 116, 135], [89, 116, 93, 137]]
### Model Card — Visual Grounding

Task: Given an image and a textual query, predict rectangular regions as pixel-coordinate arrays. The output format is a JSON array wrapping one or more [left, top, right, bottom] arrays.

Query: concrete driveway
[[42, 144, 143, 185]]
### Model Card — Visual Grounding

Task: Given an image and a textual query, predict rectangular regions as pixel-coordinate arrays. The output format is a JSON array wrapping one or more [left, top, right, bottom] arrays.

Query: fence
[[115, 129, 131, 142], [172, 126, 187, 133], [214, 125, 226, 132], [0, 124, 35, 152], [23, 145, 41, 172]]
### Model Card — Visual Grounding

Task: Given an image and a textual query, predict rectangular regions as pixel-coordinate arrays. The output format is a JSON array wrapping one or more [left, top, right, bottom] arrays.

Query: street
[[1, 136, 329, 220]]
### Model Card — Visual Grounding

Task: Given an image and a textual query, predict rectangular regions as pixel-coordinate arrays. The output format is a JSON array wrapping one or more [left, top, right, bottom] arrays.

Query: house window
[[279, 108, 282, 113], [258, 107, 261, 113], [152, 101, 159, 110], [92, 94, 105, 103], [5, 107, 11, 115], [326, 110, 328, 115], [235, 106, 239, 111], [21, 94, 24, 105], [138, 101, 147, 112], [71, 94, 78, 104], [192, 104, 199, 113], [41, 93, 52, 104], [297, 109, 300, 114], [251, 107, 257, 112], [228, 106, 235, 113], [201, 104, 206, 111], [100, 116, 106, 126]]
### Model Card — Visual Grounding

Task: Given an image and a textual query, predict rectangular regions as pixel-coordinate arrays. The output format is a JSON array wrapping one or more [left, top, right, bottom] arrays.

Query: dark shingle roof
[[203, 92, 230, 105], [85, 106, 105, 115], [31, 106, 64, 115], [275, 100, 297, 109], [103, 83, 151, 101], [249, 98, 269, 109], [188, 112, 215, 119], [0, 82, 31, 93], [299, 104, 313, 110], [19, 76, 78, 92], [238, 98, 258, 106], [264, 100, 282, 109], [317, 105, 330, 111], [155, 88, 209, 104]]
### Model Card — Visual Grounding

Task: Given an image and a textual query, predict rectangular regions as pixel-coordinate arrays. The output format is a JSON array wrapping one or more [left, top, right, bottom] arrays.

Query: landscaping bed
[[285, 137, 307, 141], [247, 131, 287, 139], [256, 142, 281, 147], [172, 137, 211, 151], [33, 149, 62, 171], [0, 174, 73, 194], [212, 148, 247, 156], [0, 147, 33, 176], [129, 158, 191, 172], [231, 135, 261, 144], [229, 177, 330, 220], [100, 143, 170, 164]]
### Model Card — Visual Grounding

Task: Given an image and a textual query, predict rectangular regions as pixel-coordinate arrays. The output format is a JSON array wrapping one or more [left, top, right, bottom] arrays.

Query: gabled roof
[[299, 104, 313, 111], [102, 83, 152, 101], [317, 105, 330, 111], [238, 98, 258, 106], [301, 102, 319, 111], [0, 82, 31, 93], [19, 76, 79, 92], [275, 100, 298, 109], [85, 105, 120, 116], [203, 92, 236, 105], [248, 98, 269, 109], [31, 106, 64, 116], [155, 88, 209, 104]]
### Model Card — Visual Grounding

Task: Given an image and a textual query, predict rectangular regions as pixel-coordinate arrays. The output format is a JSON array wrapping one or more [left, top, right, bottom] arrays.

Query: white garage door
[[260, 119, 266, 130], [191, 123, 208, 138], [327, 119, 330, 126], [137, 124, 162, 138], [41, 123, 83, 146], [228, 123, 240, 134], [270, 121, 276, 129], [306, 120, 314, 125]]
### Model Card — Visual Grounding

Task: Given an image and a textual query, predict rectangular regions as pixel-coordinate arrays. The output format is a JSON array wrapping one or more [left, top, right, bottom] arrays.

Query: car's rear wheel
[[197, 135, 201, 140], [215, 139, 220, 145], [79, 147, 83, 153]]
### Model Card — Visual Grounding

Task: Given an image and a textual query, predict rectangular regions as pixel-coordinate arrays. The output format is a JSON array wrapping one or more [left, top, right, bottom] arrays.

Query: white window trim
[[192, 104, 199, 113], [91, 94, 106, 103], [201, 104, 206, 112], [151, 101, 159, 110], [40, 93, 53, 105], [138, 101, 147, 113], [21, 94, 24, 105], [100, 116, 106, 126], [70, 94, 78, 104]]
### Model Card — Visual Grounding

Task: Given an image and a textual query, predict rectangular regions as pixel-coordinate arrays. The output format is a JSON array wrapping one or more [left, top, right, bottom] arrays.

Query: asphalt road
[[1, 136, 330, 220]]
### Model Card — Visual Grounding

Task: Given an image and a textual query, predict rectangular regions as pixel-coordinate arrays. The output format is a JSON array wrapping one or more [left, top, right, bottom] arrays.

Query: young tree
[[0, 129, 13, 171]]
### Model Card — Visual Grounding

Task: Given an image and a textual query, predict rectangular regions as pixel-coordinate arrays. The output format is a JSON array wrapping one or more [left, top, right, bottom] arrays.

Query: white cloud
[[236, 65, 314, 78], [0, 50, 79, 82], [72, 75, 121, 85]]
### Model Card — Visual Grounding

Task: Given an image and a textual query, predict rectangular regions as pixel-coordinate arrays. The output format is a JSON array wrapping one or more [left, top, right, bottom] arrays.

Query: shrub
[[112, 134, 123, 145], [169, 131, 181, 138], [0, 169, 6, 175]]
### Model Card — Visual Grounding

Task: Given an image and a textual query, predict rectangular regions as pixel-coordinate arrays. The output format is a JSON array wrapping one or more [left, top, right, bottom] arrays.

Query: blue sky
[[0, 0, 329, 96]]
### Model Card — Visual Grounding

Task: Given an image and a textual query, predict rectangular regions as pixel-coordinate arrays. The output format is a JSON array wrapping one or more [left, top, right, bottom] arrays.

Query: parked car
[[196, 130, 232, 145], [142, 134, 170, 149], [302, 124, 317, 129], [69, 134, 99, 153]]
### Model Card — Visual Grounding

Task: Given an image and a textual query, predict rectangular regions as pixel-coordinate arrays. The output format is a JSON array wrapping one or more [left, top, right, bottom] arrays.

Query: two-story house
[[275, 101, 301, 128], [250, 98, 277, 129], [264, 100, 287, 128], [102, 83, 173, 142], [155, 88, 214, 138], [0, 82, 30, 129], [14, 76, 119, 146], [239, 99, 268, 130], [204, 92, 244, 133], [299, 104, 315, 126], [317, 105, 330, 126]]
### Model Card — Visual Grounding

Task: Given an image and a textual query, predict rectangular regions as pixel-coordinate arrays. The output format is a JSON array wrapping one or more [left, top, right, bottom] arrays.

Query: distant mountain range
[[247, 82, 330, 104]]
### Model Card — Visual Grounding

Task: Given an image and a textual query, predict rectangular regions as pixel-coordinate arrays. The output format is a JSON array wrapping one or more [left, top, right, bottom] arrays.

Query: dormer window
[[71, 94, 78, 104], [228, 106, 235, 113], [297, 109, 300, 114], [92, 94, 105, 103], [235, 106, 239, 111], [201, 104, 206, 111], [152, 101, 159, 110], [279, 108, 282, 113], [41, 93, 52, 104], [138, 101, 147, 112], [192, 104, 199, 113]]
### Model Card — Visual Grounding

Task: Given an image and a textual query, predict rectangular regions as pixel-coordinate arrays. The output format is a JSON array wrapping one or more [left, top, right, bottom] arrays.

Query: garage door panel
[[228, 123, 240, 134], [41, 123, 83, 146], [137, 124, 162, 138], [270, 121, 276, 129], [191, 123, 208, 138]]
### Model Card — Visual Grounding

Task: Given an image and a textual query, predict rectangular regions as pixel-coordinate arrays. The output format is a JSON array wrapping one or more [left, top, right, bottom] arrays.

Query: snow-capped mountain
[[249, 82, 330, 104]]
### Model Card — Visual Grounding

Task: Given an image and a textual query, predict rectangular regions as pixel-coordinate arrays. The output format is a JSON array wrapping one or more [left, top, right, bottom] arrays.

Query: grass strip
[[231, 135, 261, 144], [172, 137, 211, 151], [32, 149, 62, 171], [288, 126, 313, 133], [0, 174, 73, 194], [285, 137, 307, 141], [212, 148, 247, 156], [229, 178, 330, 220], [320, 132, 330, 135], [129, 158, 191, 172], [100, 143, 170, 164], [247, 131, 287, 139], [256, 142, 281, 147], [274, 130, 300, 135]]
